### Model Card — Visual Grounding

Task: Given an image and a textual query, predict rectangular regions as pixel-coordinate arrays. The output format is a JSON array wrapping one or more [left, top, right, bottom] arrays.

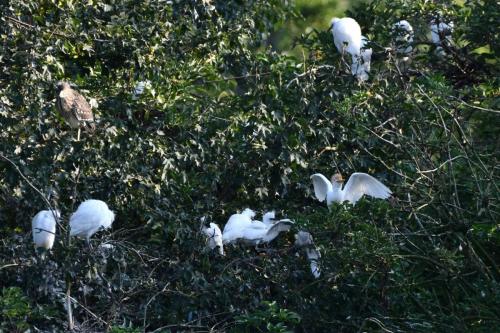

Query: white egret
[[222, 208, 294, 246], [351, 36, 372, 81], [331, 17, 362, 57], [132, 80, 152, 100], [32, 209, 60, 254], [430, 20, 454, 57], [393, 20, 414, 55], [202, 221, 224, 255], [310, 172, 392, 206], [295, 231, 321, 278], [69, 199, 115, 244]]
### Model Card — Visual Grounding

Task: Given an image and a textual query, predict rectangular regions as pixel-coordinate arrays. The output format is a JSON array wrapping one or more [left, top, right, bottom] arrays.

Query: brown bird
[[55, 81, 95, 141]]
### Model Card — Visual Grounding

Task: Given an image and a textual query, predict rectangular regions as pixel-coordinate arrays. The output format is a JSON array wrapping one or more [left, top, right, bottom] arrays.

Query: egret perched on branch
[[69, 200, 115, 245], [295, 231, 321, 278], [393, 20, 414, 55], [201, 217, 224, 255], [430, 19, 454, 57], [311, 172, 392, 206], [55, 81, 96, 141], [222, 208, 294, 246], [351, 36, 372, 81], [331, 17, 362, 57], [32, 209, 60, 255]]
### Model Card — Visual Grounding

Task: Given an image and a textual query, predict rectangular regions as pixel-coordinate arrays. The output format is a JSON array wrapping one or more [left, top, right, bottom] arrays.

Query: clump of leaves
[[0, 287, 32, 332], [234, 301, 301, 333]]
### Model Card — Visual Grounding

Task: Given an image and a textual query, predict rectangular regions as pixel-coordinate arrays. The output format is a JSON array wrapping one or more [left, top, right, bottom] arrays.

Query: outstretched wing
[[310, 173, 333, 202], [343, 172, 392, 204], [263, 219, 294, 243]]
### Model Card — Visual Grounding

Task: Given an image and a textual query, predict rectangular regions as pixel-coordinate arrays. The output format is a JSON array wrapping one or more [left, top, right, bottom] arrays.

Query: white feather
[[393, 20, 414, 55], [351, 36, 372, 81], [430, 20, 454, 57], [342, 173, 392, 204], [295, 231, 321, 278], [203, 222, 224, 255], [331, 17, 362, 57], [32, 209, 59, 250], [69, 199, 115, 242], [311, 172, 392, 206], [310, 173, 333, 203], [222, 209, 294, 245], [132, 80, 152, 100], [262, 211, 275, 226]]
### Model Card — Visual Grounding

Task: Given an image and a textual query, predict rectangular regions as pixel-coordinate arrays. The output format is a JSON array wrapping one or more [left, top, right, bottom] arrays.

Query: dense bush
[[1, 0, 498, 331]]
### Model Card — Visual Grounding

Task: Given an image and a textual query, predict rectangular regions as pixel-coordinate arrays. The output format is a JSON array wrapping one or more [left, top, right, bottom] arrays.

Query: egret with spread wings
[[310, 172, 392, 206]]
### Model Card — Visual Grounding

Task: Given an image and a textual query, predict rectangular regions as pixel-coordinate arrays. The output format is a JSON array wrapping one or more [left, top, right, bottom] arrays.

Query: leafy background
[[0, 0, 498, 332]]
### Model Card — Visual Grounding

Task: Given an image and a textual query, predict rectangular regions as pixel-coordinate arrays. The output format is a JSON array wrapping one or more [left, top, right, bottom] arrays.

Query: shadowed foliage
[[0, 0, 498, 331]]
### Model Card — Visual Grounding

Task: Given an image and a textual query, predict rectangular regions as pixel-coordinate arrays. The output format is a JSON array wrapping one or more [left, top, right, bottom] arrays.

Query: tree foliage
[[0, 0, 498, 331]]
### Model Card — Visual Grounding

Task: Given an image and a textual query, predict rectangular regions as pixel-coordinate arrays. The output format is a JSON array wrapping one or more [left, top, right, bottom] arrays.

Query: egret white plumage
[[202, 221, 224, 255], [222, 208, 294, 246], [393, 20, 414, 55], [295, 231, 321, 278], [132, 80, 152, 100], [310, 172, 392, 206], [69, 199, 115, 244], [331, 17, 362, 57], [351, 36, 372, 81], [430, 20, 454, 57], [32, 209, 60, 253]]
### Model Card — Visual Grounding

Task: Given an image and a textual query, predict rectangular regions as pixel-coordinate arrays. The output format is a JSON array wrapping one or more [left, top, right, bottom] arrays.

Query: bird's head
[[262, 211, 276, 224], [330, 17, 340, 28], [241, 208, 256, 219], [56, 81, 71, 92], [331, 173, 345, 183], [199, 216, 211, 230]]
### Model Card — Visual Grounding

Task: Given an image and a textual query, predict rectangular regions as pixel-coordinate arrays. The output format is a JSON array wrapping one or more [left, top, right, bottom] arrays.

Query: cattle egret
[[55, 81, 95, 141], [32, 209, 60, 255], [310, 172, 392, 206], [331, 17, 362, 57], [351, 36, 372, 81], [202, 220, 224, 255], [222, 208, 294, 246], [393, 20, 414, 55], [430, 20, 454, 57], [295, 231, 321, 278], [69, 200, 115, 244]]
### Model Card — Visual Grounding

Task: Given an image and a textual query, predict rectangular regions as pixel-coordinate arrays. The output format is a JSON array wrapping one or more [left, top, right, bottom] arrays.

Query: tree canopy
[[0, 0, 498, 332]]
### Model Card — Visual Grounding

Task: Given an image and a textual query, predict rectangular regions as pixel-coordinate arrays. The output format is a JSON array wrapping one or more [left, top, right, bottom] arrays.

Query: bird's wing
[[263, 220, 293, 243], [310, 173, 333, 202], [32, 211, 56, 234], [70, 92, 94, 122], [343, 172, 392, 204], [222, 213, 252, 243], [250, 221, 268, 229]]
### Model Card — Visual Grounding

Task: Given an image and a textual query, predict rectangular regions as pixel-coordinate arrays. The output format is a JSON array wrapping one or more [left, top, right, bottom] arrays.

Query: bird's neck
[[330, 182, 344, 202]]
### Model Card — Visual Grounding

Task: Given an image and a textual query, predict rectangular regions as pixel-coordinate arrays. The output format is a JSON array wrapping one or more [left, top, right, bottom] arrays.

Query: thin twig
[[0, 153, 62, 229]]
